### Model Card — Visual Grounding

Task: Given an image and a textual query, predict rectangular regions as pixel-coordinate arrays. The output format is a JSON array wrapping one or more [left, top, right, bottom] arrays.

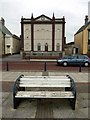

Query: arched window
[[56, 43, 60, 51], [37, 43, 41, 51], [45, 43, 48, 51], [25, 28, 29, 40]]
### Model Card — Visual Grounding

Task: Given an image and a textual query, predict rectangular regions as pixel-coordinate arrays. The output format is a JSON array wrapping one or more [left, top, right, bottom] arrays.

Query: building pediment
[[34, 14, 52, 22], [22, 14, 65, 24]]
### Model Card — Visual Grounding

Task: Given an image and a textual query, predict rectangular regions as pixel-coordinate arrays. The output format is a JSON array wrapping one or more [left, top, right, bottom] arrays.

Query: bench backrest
[[19, 76, 71, 88]]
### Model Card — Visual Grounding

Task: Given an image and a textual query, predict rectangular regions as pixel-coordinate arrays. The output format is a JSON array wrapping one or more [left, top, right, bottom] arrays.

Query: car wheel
[[63, 62, 68, 66], [84, 62, 89, 67]]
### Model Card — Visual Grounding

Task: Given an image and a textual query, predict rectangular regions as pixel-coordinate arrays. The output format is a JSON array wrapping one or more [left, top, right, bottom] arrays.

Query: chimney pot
[[85, 15, 88, 24]]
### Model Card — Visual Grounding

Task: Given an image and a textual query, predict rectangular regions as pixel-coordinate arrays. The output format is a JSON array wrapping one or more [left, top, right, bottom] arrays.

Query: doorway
[[45, 43, 48, 51]]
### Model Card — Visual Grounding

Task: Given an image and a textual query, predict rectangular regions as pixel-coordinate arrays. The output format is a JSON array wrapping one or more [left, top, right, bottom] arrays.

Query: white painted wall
[[5, 35, 20, 54], [34, 24, 52, 51], [23, 22, 63, 52], [5, 35, 12, 54]]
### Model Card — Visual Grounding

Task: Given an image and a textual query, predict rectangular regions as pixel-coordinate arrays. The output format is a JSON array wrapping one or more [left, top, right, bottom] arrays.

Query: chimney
[[31, 13, 33, 19], [85, 15, 88, 25], [0, 17, 5, 26], [52, 13, 55, 19]]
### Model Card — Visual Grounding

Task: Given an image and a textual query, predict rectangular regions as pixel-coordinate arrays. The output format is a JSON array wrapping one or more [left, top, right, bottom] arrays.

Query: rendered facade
[[21, 14, 66, 57], [5, 34, 21, 55], [74, 16, 90, 54], [0, 17, 21, 56], [88, 1, 90, 21]]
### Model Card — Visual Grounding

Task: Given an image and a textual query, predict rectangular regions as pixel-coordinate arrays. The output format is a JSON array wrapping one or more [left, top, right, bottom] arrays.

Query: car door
[[76, 56, 84, 65], [71, 56, 78, 65], [67, 56, 77, 65]]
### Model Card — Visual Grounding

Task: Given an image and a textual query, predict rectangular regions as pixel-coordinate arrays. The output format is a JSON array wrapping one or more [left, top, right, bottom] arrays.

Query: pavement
[[0, 71, 89, 119], [2, 54, 56, 62]]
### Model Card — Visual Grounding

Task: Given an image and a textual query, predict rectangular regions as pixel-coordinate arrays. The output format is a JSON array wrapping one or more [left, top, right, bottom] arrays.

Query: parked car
[[57, 55, 90, 67]]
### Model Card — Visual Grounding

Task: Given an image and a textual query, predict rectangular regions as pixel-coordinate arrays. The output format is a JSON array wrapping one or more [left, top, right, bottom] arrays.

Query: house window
[[7, 45, 10, 48], [37, 43, 41, 51], [88, 30, 90, 45], [88, 30, 90, 51], [75, 48, 79, 54], [45, 43, 48, 51], [56, 43, 60, 51]]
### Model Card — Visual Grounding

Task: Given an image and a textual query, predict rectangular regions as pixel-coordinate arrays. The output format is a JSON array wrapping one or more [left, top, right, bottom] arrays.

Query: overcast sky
[[0, 0, 89, 43]]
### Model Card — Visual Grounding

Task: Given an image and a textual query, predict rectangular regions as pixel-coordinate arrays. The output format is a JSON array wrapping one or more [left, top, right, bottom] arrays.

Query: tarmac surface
[[0, 71, 89, 119]]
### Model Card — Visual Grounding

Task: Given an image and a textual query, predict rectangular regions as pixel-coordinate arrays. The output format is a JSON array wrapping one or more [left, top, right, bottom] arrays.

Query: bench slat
[[20, 81, 70, 84], [20, 78, 70, 81], [19, 83, 70, 88], [23, 76, 68, 78], [15, 91, 74, 98]]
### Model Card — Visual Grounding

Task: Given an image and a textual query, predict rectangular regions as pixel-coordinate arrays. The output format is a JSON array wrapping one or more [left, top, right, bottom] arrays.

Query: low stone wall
[[22, 51, 62, 59]]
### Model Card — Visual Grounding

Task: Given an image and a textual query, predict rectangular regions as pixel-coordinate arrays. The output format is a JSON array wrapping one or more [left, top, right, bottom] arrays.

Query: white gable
[[35, 16, 51, 21]]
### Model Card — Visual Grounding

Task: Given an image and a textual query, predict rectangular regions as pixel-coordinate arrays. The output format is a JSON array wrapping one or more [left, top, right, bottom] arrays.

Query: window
[[37, 43, 41, 51], [56, 43, 60, 51], [25, 28, 29, 40], [88, 30, 90, 45], [76, 48, 79, 54], [45, 43, 48, 51], [7, 45, 10, 48]]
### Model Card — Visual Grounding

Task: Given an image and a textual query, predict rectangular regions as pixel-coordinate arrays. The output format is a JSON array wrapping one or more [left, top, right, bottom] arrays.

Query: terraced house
[[74, 16, 90, 55], [0, 17, 21, 56], [21, 14, 66, 58]]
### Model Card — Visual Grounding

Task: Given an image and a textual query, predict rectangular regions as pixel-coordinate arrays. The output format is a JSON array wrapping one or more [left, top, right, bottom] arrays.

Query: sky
[[0, 0, 89, 43]]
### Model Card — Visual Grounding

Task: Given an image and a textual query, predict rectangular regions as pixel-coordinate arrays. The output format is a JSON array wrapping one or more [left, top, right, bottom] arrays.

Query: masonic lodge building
[[21, 14, 66, 57]]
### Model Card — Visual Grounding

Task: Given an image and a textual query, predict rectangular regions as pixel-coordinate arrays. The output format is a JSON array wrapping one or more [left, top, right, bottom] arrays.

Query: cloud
[[0, 0, 89, 43]]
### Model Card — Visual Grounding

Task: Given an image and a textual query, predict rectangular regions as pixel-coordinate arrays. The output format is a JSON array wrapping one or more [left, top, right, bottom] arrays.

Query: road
[[2, 61, 89, 72]]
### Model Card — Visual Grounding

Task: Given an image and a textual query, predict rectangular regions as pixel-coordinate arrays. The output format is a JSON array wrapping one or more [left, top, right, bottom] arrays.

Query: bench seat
[[15, 91, 74, 98]]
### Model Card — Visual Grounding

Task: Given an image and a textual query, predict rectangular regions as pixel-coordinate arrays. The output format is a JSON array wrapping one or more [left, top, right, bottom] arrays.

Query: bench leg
[[13, 97, 19, 109], [13, 95, 16, 109], [69, 98, 76, 110], [13, 94, 21, 109]]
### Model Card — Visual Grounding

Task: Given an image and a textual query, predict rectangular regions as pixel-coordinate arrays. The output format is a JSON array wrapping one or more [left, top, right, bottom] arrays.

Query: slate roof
[[74, 21, 90, 35], [0, 25, 20, 40], [0, 25, 12, 35]]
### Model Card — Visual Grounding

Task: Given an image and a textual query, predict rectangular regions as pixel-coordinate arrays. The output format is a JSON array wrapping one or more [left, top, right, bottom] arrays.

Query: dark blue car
[[57, 55, 90, 67]]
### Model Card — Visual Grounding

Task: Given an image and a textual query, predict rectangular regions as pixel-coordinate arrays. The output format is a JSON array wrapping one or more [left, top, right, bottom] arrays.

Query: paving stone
[[35, 99, 53, 118]]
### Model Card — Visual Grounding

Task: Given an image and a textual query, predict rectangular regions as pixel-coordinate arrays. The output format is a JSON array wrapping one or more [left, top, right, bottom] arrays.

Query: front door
[[45, 43, 48, 51], [6, 45, 10, 54]]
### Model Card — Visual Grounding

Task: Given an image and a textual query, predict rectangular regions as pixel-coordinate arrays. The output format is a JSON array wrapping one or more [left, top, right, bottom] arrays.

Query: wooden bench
[[13, 75, 76, 110]]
